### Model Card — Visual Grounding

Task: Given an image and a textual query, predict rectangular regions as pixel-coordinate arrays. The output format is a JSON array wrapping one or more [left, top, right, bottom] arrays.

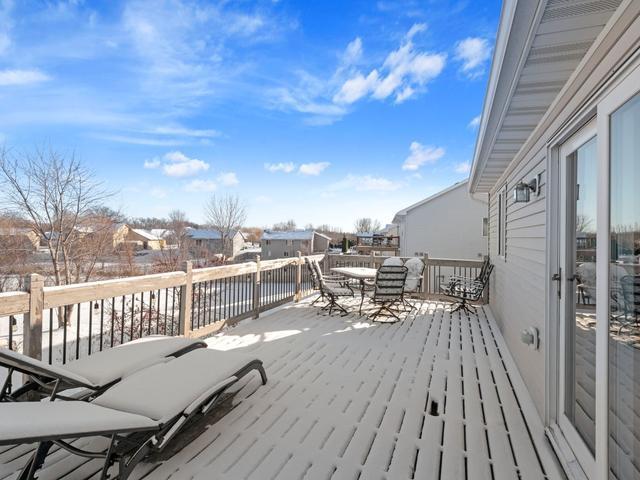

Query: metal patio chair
[[401, 257, 425, 311], [442, 264, 494, 314], [309, 259, 354, 315], [363, 265, 408, 322]]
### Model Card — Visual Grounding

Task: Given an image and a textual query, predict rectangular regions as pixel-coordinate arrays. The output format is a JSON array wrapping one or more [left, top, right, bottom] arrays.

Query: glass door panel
[[608, 92, 640, 480], [565, 136, 598, 455]]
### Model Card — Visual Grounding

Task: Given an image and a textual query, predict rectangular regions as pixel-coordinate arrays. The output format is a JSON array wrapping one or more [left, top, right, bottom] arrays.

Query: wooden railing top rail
[[0, 291, 30, 317], [0, 253, 327, 317], [326, 253, 484, 266]]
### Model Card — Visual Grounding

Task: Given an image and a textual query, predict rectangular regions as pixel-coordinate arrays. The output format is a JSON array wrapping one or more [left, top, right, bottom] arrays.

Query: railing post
[[295, 251, 302, 301], [253, 255, 261, 319], [423, 254, 430, 299], [483, 255, 490, 304], [23, 273, 44, 360], [179, 261, 193, 337]]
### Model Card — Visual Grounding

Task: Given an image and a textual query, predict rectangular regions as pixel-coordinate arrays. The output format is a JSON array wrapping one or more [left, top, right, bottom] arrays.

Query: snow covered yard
[[0, 299, 560, 480]]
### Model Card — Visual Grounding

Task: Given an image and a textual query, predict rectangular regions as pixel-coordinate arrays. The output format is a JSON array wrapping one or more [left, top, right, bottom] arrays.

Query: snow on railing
[[0, 253, 325, 366]]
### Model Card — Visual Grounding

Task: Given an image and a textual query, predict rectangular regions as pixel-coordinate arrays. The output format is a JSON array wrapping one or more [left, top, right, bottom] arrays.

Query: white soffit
[[470, 0, 622, 193]]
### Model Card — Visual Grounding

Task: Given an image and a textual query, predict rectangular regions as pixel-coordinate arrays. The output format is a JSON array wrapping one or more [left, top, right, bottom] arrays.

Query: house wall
[[312, 234, 330, 253], [485, 6, 640, 419], [400, 186, 488, 259], [261, 239, 311, 259], [488, 149, 547, 415]]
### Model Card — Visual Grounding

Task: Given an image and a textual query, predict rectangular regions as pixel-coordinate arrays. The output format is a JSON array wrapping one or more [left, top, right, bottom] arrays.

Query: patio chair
[[305, 258, 349, 307], [0, 335, 206, 402], [448, 256, 491, 287], [1, 348, 267, 480], [312, 260, 354, 315], [442, 264, 494, 314], [401, 257, 425, 311], [618, 275, 640, 332], [382, 257, 404, 267], [363, 265, 408, 322]]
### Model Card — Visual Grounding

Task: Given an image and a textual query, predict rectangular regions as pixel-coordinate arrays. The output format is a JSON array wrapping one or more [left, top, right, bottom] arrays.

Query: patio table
[[331, 267, 378, 315]]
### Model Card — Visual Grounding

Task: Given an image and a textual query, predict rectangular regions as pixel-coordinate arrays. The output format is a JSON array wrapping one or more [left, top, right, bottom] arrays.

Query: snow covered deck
[[1, 299, 560, 480]]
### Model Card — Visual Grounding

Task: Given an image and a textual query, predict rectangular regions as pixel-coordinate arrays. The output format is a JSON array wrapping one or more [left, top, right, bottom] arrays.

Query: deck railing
[[325, 253, 488, 299], [0, 253, 322, 365]]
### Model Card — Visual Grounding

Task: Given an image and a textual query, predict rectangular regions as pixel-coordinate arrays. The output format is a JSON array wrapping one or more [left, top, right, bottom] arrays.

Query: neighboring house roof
[[149, 229, 173, 239], [392, 181, 470, 223], [131, 229, 162, 241], [356, 232, 375, 238], [262, 230, 330, 241], [186, 229, 242, 240]]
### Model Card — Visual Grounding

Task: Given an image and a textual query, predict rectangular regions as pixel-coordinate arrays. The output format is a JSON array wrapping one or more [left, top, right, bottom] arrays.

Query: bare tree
[[354, 217, 382, 234], [155, 210, 191, 271], [272, 219, 297, 231], [205, 194, 247, 260], [0, 147, 113, 324]]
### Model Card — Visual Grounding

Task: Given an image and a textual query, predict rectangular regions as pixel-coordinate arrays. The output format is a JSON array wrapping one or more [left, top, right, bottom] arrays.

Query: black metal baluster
[[8, 316, 13, 351], [120, 296, 125, 345], [48, 309, 53, 364], [62, 306, 68, 364], [88, 302, 93, 356], [130, 294, 135, 341], [140, 292, 145, 339], [110, 298, 115, 348], [99, 300, 104, 352], [191, 284, 195, 330], [170, 287, 176, 336], [207, 281, 213, 325], [164, 288, 168, 334], [76, 304, 81, 360]]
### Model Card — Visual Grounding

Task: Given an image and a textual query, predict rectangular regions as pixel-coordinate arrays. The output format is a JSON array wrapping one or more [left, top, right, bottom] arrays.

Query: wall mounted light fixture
[[513, 174, 541, 203]]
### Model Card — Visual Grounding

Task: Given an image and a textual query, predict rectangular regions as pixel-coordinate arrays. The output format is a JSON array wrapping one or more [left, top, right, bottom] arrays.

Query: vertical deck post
[[295, 251, 302, 301], [179, 261, 193, 337], [23, 273, 44, 360], [423, 254, 430, 299], [483, 255, 490, 304], [253, 256, 261, 319]]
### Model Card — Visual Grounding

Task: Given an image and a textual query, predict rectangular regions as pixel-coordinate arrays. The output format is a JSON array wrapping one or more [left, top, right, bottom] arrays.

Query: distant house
[[0, 228, 39, 251], [261, 230, 330, 259], [113, 224, 166, 250], [186, 228, 245, 259], [392, 181, 487, 259]]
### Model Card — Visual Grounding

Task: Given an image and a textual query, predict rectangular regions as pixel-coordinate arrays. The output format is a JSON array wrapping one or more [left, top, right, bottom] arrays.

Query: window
[[482, 217, 489, 237], [265, 240, 271, 245], [497, 184, 507, 257], [283, 251, 289, 257]]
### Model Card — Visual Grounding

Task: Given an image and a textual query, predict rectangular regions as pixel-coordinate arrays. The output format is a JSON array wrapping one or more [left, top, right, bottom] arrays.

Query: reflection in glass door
[[608, 92, 640, 479], [559, 124, 597, 474]]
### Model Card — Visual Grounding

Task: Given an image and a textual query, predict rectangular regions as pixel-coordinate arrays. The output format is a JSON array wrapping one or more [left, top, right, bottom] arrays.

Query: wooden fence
[[0, 253, 323, 364]]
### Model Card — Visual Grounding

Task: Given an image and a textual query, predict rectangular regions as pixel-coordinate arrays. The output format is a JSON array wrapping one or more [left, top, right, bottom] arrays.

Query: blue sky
[[0, 0, 500, 230]]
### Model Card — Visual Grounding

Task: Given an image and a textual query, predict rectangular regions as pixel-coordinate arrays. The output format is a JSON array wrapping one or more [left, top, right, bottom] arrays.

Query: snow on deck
[[0, 299, 560, 480]]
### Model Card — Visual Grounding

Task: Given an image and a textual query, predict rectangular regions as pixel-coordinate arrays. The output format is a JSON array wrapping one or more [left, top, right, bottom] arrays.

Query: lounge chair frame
[[364, 265, 408, 322], [442, 264, 494, 314], [13, 360, 267, 480]]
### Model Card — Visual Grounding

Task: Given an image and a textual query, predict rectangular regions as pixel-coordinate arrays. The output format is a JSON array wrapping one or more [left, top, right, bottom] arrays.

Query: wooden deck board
[[3, 299, 559, 480]]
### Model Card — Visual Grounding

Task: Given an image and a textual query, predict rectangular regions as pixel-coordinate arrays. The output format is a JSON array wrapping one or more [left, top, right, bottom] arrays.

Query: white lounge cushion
[[64, 336, 205, 386], [94, 348, 260, 424], [0, 348, 95, 388], [382, 257, 404, 266], [0, 402, 158, 446], [404, 257, 424, 292]]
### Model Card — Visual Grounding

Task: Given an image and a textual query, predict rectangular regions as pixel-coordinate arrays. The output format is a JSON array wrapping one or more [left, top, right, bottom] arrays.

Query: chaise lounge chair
[[0, 335, 206, 401], [0, 348, 267, 480]]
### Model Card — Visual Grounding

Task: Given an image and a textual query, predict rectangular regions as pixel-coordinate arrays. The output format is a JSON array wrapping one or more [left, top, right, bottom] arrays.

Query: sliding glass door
[[606, 88, 640, 480], [558, 121, 597, 476]]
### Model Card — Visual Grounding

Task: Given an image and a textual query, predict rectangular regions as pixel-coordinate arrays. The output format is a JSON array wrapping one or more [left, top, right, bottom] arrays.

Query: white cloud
[[468, 115, 481, 129], [333, 70, 379, 104], [255, 195, 272, 203], [402, 142, 445, 171], [0, 69, 50, 86], [455, 162, 471, 174], [149, 125, 221, 138], [185, 179, 217, 192], [96, 134, 186, 146], [299, 162, 330, 176], [343, 37, 363, 65], [265, 162, 295, 173], [328, 174, 402, 192], [217, 171, 239, 186], [143, 158, 161, 169], [334, 24, 446, 106], [161, 151, 210, 177], [454, 37, 491, 78]]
